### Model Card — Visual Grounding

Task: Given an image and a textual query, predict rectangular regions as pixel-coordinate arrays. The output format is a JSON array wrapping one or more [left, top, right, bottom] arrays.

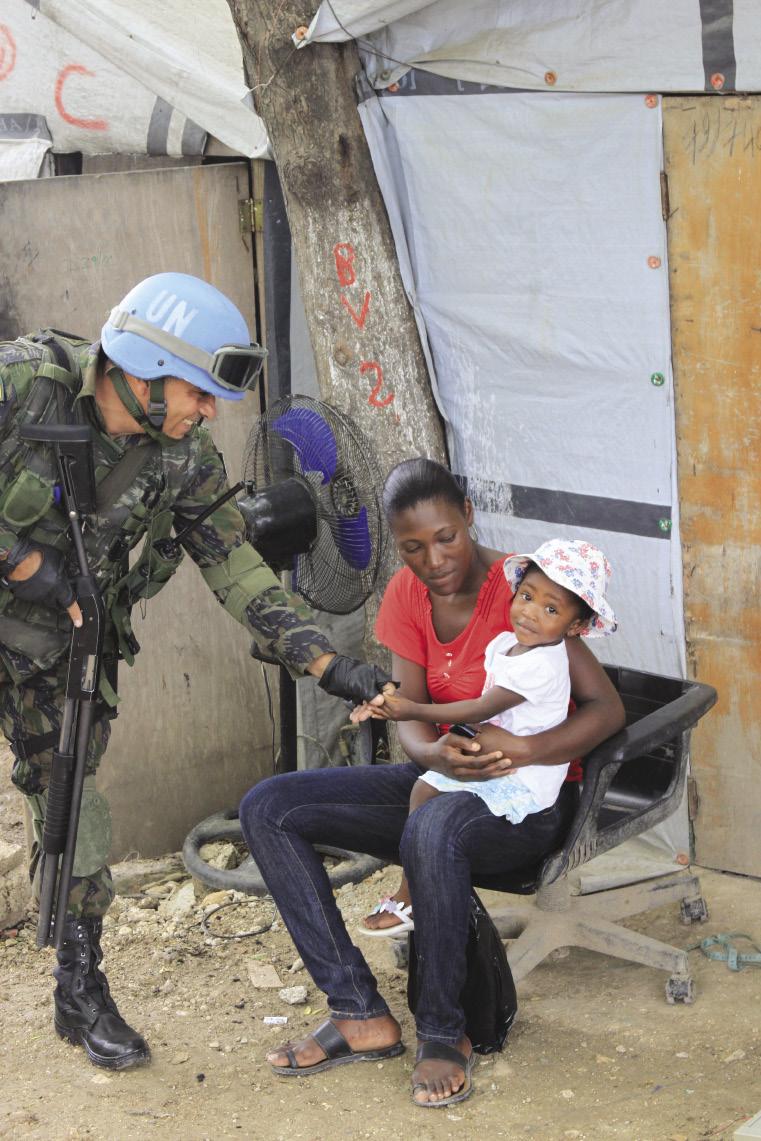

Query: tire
[[182, 808, 384, 894]]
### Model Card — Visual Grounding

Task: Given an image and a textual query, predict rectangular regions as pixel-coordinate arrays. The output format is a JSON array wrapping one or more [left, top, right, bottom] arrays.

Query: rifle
[[19, 424, 105, 950]]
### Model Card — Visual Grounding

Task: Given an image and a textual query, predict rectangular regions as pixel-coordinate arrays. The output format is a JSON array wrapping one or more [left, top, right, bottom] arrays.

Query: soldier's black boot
[[53, 915, 151, 1070]]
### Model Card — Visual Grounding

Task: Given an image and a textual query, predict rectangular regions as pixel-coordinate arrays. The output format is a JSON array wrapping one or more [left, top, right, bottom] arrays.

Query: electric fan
[[237, 394, 384, 614], [182, 395, 388, 895]]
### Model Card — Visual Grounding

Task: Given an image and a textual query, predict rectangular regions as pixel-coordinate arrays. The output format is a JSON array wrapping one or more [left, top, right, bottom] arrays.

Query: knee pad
[[73, 777, 112, 877]]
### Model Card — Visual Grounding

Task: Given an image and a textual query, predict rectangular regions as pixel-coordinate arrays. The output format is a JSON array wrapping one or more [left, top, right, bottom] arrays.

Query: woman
[[239, 458, 625, 1109]]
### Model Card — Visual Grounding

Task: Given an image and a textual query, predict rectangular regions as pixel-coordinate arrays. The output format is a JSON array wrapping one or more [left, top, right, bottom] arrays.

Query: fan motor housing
[[238, 478, 318, 571]]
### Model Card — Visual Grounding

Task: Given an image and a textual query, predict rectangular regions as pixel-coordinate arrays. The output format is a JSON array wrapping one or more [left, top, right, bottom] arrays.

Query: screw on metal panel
[[544, 71, 557, 85], [648, 256, 662, 269], [710, 73, 725, 90], [658, 518, 672, 533], [651, 372, 665, 386], [645, 94, 658, 108]]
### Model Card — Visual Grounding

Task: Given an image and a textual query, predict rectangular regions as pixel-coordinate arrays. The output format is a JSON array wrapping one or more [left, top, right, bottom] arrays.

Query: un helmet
[[101, 272, 266, 402]]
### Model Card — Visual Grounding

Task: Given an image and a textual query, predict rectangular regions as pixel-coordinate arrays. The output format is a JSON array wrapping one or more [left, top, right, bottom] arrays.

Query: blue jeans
[[240, 762, 577, 1046]]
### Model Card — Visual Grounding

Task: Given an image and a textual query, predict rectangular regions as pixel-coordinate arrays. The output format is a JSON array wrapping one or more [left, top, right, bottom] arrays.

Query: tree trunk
[[228, 5, 446, 765], [227, 1, 447, 518]]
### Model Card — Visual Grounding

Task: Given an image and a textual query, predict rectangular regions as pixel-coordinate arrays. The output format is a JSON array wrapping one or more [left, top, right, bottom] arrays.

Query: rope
[[687, 932, 761, 971]]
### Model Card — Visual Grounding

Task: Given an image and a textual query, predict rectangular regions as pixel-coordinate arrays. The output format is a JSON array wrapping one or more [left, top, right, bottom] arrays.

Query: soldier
[[0, 272, 391, 1071]]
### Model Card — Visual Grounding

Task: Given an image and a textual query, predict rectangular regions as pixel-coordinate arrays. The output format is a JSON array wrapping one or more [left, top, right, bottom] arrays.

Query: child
[[359, 538, 617, 936]]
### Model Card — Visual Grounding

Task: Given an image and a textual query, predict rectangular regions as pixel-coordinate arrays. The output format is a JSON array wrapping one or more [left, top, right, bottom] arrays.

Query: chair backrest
[[596, 666, 688, 827]]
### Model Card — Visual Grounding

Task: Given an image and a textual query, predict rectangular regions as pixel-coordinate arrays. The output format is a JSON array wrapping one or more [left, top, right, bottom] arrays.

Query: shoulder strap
[[95, 442, 160, 513], [27, 330, 84, 425]]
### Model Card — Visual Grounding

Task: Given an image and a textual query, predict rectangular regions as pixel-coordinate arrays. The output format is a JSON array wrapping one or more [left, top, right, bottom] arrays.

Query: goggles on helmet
[[107, 308, 267, 393]]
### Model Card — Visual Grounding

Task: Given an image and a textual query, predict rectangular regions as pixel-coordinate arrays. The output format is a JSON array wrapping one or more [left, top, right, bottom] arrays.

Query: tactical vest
[[0, 332, 201, 684]]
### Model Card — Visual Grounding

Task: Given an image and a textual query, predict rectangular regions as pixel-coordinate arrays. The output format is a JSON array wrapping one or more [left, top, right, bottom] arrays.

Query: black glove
[[317, 654, 394, 704], [0, 539, 75, 610]]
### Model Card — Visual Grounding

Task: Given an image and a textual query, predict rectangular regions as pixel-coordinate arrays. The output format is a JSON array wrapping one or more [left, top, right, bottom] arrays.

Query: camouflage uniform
[[0, 333, 333, 917]]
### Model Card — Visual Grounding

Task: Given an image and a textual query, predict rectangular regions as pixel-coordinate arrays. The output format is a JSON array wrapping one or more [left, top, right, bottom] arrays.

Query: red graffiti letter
[[341, 290, 371, 330], [0, 25, 17, 82], [360, 361, 395, 408], [333, 243, 356, 287], [55, 65, 108, 131]]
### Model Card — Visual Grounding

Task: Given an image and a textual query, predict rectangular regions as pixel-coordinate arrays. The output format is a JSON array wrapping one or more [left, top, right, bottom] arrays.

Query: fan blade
[[273, 408, 338, 483], [335, 507, 372, 570]]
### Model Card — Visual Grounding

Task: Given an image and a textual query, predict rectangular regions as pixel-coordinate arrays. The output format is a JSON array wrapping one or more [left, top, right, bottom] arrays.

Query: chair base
[[489, 869, 706, 1000]]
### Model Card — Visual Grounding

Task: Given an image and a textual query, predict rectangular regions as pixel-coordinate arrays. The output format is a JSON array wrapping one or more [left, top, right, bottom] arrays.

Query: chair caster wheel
[[666, 974, 695, 1004], [391, 938, 410, 969], [680, 896, 709, 924]]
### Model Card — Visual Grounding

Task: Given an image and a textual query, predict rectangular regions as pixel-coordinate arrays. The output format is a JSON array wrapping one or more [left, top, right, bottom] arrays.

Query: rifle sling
[[95, 443, 159, 514]]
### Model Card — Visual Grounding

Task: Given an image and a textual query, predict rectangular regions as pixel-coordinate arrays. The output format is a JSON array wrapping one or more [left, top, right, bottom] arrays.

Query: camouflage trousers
[[0, 658, 115, 919]]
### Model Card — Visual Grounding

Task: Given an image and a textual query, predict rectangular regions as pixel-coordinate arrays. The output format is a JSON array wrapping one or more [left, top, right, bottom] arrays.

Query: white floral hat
[[503, 539, 617, 637]]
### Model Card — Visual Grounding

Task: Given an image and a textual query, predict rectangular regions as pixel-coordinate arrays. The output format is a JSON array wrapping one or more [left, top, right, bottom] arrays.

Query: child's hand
[[349, 682, 399, 724], [353, 692, 419, 723], [375, 693, 419, 722]]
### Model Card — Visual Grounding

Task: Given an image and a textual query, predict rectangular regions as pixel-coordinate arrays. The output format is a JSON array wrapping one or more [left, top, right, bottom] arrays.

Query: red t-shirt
[[375, 559, 582, 782]]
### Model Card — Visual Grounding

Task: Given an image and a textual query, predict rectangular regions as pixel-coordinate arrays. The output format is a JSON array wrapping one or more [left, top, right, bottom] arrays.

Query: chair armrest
[[582, 680, 717, 771]]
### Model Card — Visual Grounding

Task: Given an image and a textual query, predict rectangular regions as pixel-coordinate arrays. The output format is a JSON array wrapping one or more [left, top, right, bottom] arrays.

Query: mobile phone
[[449, 722, 478, 739]]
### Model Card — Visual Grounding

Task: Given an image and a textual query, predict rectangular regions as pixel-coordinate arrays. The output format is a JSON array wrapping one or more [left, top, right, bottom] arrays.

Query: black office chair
[[470, 667, 717, 1002]]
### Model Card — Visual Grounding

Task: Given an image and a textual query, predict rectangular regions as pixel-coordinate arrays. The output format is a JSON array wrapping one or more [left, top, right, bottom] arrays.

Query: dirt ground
[[2, 790, 761, 1141]]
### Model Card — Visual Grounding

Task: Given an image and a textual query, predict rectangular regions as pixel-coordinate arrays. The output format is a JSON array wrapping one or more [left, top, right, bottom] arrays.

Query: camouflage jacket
[[0, 332, 333, 682]]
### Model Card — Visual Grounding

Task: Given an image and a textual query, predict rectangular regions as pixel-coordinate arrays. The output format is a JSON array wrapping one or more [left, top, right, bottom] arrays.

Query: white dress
[[420, 631, 571, 823]]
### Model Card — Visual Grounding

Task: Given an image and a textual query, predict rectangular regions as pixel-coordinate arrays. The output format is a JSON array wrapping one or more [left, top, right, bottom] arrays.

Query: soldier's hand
[[1, 540, 80, 624], [316, 653, 395, 704]]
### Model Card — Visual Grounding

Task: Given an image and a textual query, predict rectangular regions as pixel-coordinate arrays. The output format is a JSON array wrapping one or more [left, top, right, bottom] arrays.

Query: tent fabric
[[308, 0, 758, 94], [358, 86, 687, 854], [0, 0, 267, 157]]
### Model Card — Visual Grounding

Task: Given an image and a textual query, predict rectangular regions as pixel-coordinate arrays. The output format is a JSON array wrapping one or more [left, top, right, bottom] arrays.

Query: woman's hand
[[428, 731, 512, 782], [471, 723, 527, 768]]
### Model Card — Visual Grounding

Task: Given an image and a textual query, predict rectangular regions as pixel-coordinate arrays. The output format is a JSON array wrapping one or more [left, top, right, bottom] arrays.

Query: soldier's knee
[[72, 778, 112, 878]]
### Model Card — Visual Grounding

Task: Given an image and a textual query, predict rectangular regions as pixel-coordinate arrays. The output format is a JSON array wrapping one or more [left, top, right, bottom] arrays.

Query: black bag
[[407, 890, 517, 1055]]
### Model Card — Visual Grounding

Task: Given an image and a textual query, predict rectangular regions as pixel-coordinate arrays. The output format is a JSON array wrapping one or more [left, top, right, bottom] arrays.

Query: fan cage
[[241, 395, 385, 615]]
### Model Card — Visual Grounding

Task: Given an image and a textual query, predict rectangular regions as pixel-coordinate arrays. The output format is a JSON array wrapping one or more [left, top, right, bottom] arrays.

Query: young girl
[[359, 537, 617, 936]]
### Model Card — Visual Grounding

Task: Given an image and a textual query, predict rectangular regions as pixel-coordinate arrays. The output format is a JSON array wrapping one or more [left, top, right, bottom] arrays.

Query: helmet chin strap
[[107, 365, 169, 443]]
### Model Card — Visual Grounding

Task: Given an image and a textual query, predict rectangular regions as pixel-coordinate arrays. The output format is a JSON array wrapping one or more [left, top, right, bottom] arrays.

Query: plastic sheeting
[[307, 0, 759, 94], [0, 113, 52, 179], [358, 87, 688, 856], [0, 0, 266, 157]]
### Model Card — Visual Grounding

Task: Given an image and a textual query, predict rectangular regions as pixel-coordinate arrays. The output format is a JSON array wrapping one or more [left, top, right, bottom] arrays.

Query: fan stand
[[183, 388, 387, 892]]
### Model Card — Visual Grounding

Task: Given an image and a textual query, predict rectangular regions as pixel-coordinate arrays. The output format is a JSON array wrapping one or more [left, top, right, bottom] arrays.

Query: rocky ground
[[2, 781, 761, 1140]]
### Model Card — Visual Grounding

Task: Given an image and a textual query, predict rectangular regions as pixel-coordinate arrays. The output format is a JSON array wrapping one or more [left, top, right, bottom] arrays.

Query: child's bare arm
[[377, 685, 524, 725]]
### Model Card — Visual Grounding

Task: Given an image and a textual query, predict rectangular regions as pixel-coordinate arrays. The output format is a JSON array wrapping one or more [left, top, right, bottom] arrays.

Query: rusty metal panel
[[0, 163, 279, 858], [663, 96, 761, 876]]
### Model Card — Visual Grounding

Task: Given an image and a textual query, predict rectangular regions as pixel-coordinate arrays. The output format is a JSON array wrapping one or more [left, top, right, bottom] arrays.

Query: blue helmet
[[101, 272, 266, 402]]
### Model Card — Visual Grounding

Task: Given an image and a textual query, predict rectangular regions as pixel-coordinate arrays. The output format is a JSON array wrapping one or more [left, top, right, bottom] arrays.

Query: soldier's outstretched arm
[[173, 438, 393, 703]]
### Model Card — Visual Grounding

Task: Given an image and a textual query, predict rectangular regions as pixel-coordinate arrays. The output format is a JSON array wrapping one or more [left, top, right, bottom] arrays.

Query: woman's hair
[[382, 457, 467, 520]]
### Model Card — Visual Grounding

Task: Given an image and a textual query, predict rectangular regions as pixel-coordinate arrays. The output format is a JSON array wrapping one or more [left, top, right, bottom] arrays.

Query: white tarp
[[0, 0, 266, 157], [359, 88, 687, 855], [0, 113, 52, 179], [308, 0, 760, 94]]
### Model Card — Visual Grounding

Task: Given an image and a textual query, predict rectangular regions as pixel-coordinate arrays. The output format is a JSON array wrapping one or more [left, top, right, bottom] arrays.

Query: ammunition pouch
[[0, 468, 56, 530]]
